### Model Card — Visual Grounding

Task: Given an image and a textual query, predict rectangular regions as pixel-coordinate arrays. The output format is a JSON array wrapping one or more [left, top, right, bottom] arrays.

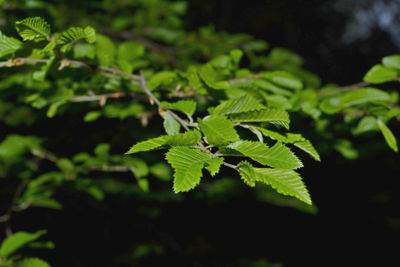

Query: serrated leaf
[[198, 115, 239, 146], [230, 108, 290, 129], [160, 100, 197, 117], [163, 112, 181, 135], [238, 161, 256, 187], [15, 258, 50, 267], [257, 127, 290, 143], [382, 55, 400, 70], [125, 136, 168, 154], [205, 157, 224, 176], [0, 230, 47, 258], [286, 133, 320, 161], [263, 71, 303, 90], [0, 31, 22, 58], [95, 34, 115, 66], [212, 95, 265, 115], [165, 147, 211, 192], [58, 26, 96, 44], [167, 130, 202, 146], [15, 17, 50, 41], [254, 167, 312, 205], [363, 64, 397, 84], [340, 87, 391, 107], [377, 119, 398, 152]]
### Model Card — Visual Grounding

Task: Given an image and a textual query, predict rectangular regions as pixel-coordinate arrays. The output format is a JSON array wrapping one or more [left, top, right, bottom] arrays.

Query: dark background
[[2, 0, 400, 266]]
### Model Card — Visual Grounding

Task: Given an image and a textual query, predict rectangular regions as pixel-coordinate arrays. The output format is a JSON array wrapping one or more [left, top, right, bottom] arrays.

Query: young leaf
[[263, 71, 303, 90], [15, 17, 51, 41], [165, 147, 211, 192], [228, 140, 269, 162], [238, 160, 256, 187], [198, 115, 239, 146], [167, 130, 202, 146], [95, 34, 115, 66], [254, 167, 312, 205], [125, 136, 168, 154], [212, 95, 265, 115], [205, 157, 224, 176], [163, 112, 181, 135], [160, 100, 197, 118], [261, 142, 303, 169], [15, 258, 50, 267], [382, 55, 400, 70], [117, 41, 146, 73], [286, 134, 321, 162], [363, 64, 397, 84], [352, 116, 378, 135], [58, 26, 96, 44], [0, 31, 22, 58], [257, 127, 290, 143], [0, 230, 47, 258], [377, 119, 398, 152], [340, 87, 391, 107], [229, 108, 290, 129]]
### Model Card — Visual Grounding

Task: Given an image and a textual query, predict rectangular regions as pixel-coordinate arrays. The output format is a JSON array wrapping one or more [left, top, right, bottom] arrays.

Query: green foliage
[[1, 4, 400, 263]]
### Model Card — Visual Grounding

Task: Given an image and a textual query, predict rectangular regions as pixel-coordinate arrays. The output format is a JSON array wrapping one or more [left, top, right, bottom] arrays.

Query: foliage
[[0, 0, 399, 265]]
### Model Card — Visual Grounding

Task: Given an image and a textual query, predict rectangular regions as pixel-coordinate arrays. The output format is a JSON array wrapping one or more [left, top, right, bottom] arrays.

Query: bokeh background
[[1, 0, 400, 266]]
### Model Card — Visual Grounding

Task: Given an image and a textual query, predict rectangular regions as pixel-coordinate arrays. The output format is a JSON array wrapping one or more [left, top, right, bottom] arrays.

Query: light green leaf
[[160, 100, 197, 118], [363, 64, 397, 84], [198, 115, 239, 146], [353, 116, 378, 135], [377, 119, 398, 152], [205, 157, 224, 176], [212, 95, 265, 115], [229, 108, 290, 129], [150, 162, 172, 181], [254, 167, 312, 205], [0, 31, 22, 58], [163, 112, 181, 135], [263, 71, 303, 90], [257, 127, 290, 143], [286, 133, 321, 161], [382, 55, 400, 70], [340, 87, 391, 107], [15, 17, 50, 41], [58, 26, 96, 44], [95, 34, 115, 66], [238, 161, 256, 187], [125, 136, 168, 154], [117, 41, 145, 73], [0, 230, 47, 258], [147, 71, 177, 91], [15, 258, 50, 267], [165, 147, 211, 192], [167, 130, 202, 146]]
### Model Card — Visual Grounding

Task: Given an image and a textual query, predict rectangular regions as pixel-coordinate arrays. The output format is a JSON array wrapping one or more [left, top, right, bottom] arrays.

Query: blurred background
[[1, 0, 400, 266]]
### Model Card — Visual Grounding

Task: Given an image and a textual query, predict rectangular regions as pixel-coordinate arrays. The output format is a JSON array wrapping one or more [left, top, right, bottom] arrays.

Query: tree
[[0, 0, 399, 265]]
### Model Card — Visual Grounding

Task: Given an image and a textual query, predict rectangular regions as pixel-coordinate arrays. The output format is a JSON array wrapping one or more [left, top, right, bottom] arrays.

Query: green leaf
[[205, 157, 224, 176], [147, 71, 177, 91], [15, 17, 51, 41], [150, 162, 172, 181], [167, 130, 202, 146], [117, 41, 146, 73], [382, 55, 400, 70], [15, 258, 50, 267], [363, 64, 397, 84], [353, 116, 378, 135], [198, 115, 239, 146], [0, 31, 22, 58], [261, 142, 303, 169], [160, 100, 197, 118], [263, 71, 303, 90], [58, 26, 96, 44], [163, 112, 181, 135], [165, 147, 211, 192], [0, 230, 47, 258], [257, 127, 290, 143], [229, 108, 290, 129], [286, 133, 321, 161], [212, 95, 265, 115], [340, 88, 391, 107], [377, 119, 398, 152], [95, 34, 115, 66], [254, 167, 312, 205], [238, 161, 256, 187], [126, 136, 168, 154]]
